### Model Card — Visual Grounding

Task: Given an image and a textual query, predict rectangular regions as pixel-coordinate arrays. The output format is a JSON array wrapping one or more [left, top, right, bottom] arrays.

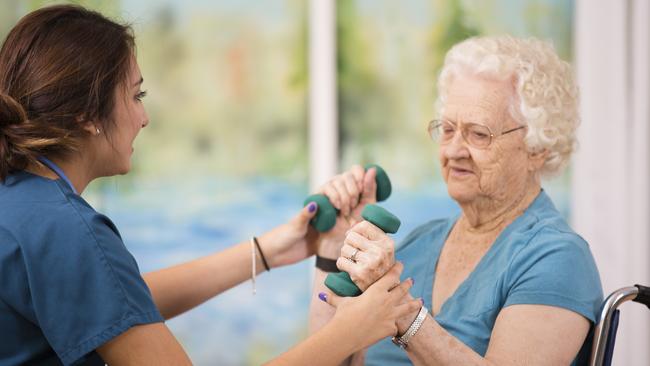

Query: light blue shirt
[[0, 172, 163, 365], [365, 190, 603, 365]]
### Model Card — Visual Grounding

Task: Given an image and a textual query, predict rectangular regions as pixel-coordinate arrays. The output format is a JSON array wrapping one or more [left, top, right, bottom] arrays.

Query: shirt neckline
[[423, 189, 549, 318]]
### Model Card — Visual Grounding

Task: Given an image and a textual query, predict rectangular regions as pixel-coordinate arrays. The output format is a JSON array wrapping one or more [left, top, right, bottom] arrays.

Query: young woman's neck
[[27, 154, 95, 194]]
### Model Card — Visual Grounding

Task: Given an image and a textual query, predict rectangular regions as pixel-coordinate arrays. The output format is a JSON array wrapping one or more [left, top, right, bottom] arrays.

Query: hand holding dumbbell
[[302, 164, 399, 297], [302, 164, 392, 232], [325, 204, 401, 297]]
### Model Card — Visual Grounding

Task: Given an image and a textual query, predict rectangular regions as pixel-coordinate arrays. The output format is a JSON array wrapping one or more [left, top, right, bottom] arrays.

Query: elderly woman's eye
[[470, 129, 489, 140], [441, 125, 455, 135]]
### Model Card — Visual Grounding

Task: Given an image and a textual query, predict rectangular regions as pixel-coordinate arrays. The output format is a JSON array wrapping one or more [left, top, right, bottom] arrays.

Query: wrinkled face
[[98, 57, 149, 176], [439, 74, 529, 205]]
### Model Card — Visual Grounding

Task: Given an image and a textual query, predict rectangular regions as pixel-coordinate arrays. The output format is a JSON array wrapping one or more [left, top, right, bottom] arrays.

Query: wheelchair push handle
[[634, 284, 650, 309]]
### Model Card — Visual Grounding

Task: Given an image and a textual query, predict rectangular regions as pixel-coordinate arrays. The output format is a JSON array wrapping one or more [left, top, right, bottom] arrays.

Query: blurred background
[[1, 0, 647, 365]]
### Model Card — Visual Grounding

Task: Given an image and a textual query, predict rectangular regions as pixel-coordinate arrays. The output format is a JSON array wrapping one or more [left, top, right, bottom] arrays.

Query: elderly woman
[[309, 35, 603, 365]]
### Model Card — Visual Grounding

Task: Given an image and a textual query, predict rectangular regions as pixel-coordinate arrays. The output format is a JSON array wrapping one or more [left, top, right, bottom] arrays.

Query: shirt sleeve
[[503, 227, 603, 323], [18, 207, 163, 365]]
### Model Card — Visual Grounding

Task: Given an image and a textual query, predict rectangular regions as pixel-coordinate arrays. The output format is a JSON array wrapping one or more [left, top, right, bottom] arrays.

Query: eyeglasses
[[427, 119, 526, 149]]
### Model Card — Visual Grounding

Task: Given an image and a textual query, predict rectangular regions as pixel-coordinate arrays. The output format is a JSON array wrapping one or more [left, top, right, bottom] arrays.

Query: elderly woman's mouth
[[449, 167, 474, 176]]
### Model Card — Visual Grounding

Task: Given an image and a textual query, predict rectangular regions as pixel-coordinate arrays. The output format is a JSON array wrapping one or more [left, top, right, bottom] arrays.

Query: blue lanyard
[[37, 157, 78, 195]]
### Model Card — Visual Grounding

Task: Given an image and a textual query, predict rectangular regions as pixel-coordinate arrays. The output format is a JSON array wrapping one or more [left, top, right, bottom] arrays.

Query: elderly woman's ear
[[527, 149, 549, 172]]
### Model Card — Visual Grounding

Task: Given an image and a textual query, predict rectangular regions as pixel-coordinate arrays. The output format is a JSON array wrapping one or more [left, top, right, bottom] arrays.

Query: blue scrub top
[[365, 190, 603, 365], [0, 171, 163, 365]]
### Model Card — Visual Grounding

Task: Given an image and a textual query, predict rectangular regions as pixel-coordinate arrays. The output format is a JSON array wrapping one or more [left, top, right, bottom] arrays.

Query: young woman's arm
[[143, 203, 319, 319], [97, 323, 193, 365], [97, 263, 418, 366], [270, 263, 420, 366]]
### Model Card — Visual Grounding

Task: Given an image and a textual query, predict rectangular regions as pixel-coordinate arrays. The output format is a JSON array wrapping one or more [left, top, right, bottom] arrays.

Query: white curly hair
[[436, 35, 580, 177]]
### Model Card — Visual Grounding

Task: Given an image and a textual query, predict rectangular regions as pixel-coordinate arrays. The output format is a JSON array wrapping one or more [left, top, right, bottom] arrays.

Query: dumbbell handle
[[324, 204, 401, 297]]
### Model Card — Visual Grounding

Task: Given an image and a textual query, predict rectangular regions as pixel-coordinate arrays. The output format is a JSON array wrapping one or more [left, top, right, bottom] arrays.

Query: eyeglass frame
[[427, 119, 526, 149]]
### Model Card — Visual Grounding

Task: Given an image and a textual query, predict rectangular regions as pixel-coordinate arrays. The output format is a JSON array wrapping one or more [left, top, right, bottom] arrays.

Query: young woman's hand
[[319, 262, 422, 352], [257, 202, 320, 268]]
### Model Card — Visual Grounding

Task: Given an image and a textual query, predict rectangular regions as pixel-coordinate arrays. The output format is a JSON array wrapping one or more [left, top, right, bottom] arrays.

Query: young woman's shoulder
[[0, 171, 121, 248], [0, 171, 162, 365]]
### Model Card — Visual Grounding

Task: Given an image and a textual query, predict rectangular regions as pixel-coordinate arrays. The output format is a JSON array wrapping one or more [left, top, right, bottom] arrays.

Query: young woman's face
[[97, 58, 149, 176]]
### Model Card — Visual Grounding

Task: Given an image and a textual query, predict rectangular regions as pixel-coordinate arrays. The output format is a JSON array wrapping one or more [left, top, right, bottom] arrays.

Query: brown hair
[[0, 5, 135, 180]]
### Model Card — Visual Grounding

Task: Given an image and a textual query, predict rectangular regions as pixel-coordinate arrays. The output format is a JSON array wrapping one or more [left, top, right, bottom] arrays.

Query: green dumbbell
[[324, 204, 401, 297], [303, 164, 392, 232]]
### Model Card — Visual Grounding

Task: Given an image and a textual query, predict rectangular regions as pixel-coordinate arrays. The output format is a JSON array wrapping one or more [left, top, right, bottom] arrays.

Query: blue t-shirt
[[0, 172, 163, 365], [365, 190, 603, 365]]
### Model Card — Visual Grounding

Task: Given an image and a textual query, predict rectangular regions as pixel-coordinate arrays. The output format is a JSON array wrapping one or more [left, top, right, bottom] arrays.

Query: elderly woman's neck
[[458, 183, 541, 234]]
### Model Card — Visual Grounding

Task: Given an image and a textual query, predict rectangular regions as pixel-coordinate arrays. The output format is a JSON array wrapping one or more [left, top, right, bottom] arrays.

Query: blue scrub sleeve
[[4, 211, 163, 365]]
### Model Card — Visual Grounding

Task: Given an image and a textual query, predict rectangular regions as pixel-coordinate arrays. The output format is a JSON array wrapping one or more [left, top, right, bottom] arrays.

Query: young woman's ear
[[78, 117, 102, 136]]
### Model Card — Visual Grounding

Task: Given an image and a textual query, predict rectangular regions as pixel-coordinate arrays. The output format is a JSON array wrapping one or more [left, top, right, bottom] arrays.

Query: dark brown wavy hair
[[0, 5, 135, 180]]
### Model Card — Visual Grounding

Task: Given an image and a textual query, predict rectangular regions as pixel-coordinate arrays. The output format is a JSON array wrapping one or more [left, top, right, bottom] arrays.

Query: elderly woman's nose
[[444, 131, 470, 159]]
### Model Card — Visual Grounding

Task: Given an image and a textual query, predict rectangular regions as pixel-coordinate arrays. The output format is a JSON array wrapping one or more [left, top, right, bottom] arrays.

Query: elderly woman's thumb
[[360, 168, 377, 203]]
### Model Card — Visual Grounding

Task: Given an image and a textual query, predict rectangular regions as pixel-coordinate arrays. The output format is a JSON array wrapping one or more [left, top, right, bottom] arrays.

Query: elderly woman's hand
[[336, 220, 396, 291], [314, 165, 378, 259], [319, 262, 421, 352], [319, 164, 377, 218]]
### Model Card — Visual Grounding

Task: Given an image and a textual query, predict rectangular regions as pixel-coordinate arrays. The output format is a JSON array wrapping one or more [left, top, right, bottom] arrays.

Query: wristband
[[315, 256, 340, 273]]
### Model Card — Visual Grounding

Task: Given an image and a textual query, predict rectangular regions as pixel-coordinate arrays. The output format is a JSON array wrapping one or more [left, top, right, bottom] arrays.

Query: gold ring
[[350, 248, 359, 262]]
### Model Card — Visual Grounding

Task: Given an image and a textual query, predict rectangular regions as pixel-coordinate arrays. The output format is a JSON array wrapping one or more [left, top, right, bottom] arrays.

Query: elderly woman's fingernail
[[318, 292, 328, 302], [419, 298, 424, 305], [308, 202, 317, 213], [411, 278, 415, 286]]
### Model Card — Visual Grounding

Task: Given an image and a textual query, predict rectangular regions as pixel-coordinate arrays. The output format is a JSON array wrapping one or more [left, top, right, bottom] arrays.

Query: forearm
[[144, 240, 266, 319], [267, 320, 358, 366], [402, 316, 494, 366], [308, 268, 361, 366], [308, 268, 336, 334], [392, 293, 493, 366]]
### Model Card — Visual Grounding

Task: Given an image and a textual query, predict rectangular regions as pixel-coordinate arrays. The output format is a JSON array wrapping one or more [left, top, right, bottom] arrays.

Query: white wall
[[573, 1, 650, 364]]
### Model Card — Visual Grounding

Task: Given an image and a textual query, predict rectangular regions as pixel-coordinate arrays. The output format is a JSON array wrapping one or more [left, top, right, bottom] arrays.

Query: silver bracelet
[[392, 306, 428, 349]]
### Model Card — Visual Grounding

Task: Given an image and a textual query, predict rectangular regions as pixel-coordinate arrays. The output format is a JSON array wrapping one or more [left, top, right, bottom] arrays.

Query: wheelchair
[[589, 284, 650, 366]]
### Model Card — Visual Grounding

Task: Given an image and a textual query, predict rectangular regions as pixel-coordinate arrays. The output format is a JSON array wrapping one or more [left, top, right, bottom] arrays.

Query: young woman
[[0, 5, 419, 365]]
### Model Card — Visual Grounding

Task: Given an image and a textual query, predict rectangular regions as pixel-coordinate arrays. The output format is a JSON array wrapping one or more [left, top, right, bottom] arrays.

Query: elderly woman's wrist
[[317, 240, 343, 259], [396, 300, 421, 334]]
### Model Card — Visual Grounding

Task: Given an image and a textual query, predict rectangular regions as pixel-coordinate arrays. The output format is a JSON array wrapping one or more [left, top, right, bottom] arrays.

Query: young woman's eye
[[135, 90, 147, 101]]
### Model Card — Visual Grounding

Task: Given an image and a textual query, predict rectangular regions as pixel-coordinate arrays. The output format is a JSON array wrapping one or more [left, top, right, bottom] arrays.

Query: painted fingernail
[[411, 278, 415, 286], [419, 298, 424, 305], [308, 202, 317, 213], [318, 292, 328, 302]]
